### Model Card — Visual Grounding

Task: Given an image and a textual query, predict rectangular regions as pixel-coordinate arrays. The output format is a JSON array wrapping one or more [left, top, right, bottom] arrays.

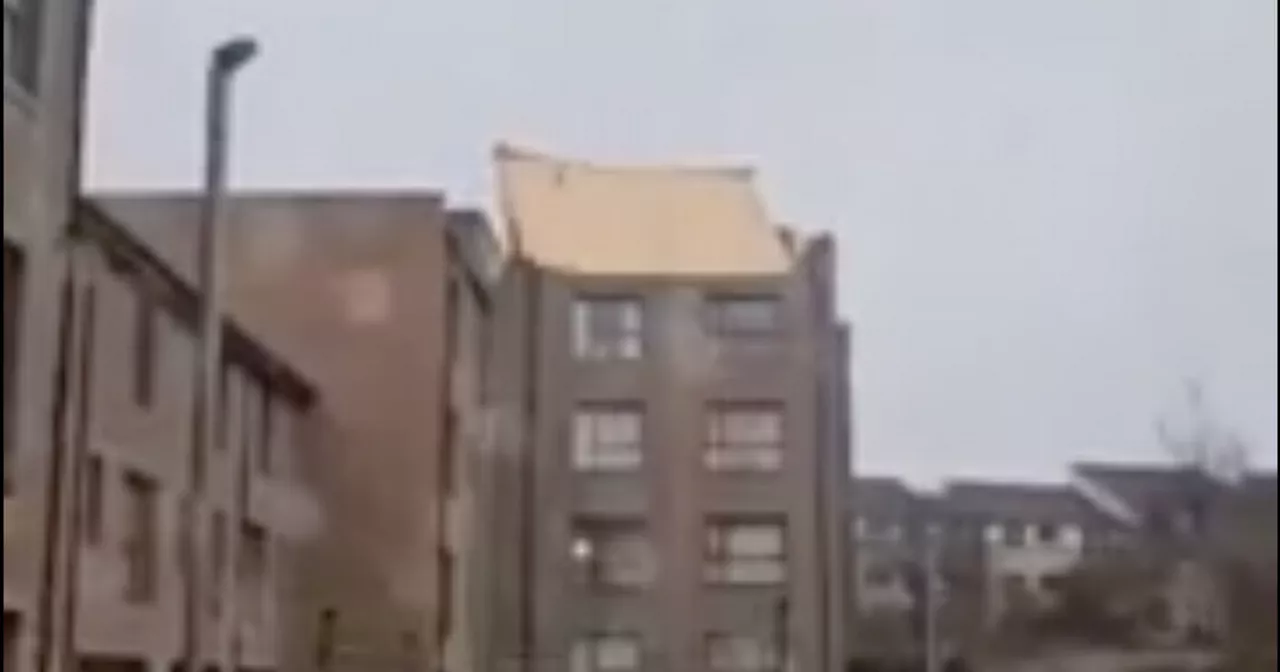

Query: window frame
[[571, 519, 655, 590], [572, 296, 644, 361], [121, 470, 159, 604], [704, 517, 788, 586], [704, 402, 785, 473], [132, 294, 159, 408], [82, 453, 104, 546], [704, 294, 782, 352], [572, 403, 644, 472]]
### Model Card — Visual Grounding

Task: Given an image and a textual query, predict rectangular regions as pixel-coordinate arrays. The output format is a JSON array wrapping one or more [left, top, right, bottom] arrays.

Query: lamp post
[[179, 35, 259, 672]]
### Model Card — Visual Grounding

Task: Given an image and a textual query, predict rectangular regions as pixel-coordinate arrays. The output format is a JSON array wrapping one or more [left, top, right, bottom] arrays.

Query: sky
[[85, 0, 1278, 487]]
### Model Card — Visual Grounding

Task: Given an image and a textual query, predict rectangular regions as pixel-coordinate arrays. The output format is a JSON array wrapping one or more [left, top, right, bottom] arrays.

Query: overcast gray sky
[[85, 0, 1278, 487]]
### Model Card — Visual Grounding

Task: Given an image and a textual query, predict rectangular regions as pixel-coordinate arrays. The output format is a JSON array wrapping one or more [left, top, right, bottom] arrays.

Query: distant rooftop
[[493, 143, 794, 276], [943, 480, 1101, 523]]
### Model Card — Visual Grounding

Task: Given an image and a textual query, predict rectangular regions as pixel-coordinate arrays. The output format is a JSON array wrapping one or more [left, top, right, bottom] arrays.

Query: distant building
[[1070, 462, 1256, 641], [938, 481, 1106, 629], [5, 0, 98, 670], [97, 193, 502, 672], [488, 145, 852, 672], [850, 478, 923, 618]]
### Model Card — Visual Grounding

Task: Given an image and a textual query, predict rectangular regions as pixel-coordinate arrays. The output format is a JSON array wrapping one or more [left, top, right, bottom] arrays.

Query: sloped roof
[[493, 143, 793, 276], [1072, 462, 1216, 514], [851, 477, 920, 520], [943, 481, 1102, 524]]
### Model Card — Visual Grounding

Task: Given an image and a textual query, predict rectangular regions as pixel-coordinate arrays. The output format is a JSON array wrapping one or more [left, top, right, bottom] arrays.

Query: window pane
[[573, 298, 643, 361], [706, 521, 787, 585], [574, 406, 643, 471], [574, 522, 654, 588]]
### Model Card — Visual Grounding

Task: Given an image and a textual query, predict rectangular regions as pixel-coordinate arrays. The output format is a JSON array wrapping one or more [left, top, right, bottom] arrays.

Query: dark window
[[3, 0, 44, 94], [258, 388, 273, 476], [3, 612, 20, 672], [122, 471, 159, 603], [209, 510, 226, 615], [83, 454, 104, 545], [571, 520, 655, 589], [437, 547, 455, 647], [216, 362, 231, 451], [132, 296, 158, 408], [4, 245, 25, 495], [441, 407, 459, 495], [705, 295, 781, 352], [239, 520, 268, 621]]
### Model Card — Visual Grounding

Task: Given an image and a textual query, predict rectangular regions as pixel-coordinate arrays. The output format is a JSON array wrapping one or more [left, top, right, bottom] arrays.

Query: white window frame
[[573, 405, 643, 472], [705, 519, 787, 586], [572, 297, 643, 361], [705, 403, 784, 473]]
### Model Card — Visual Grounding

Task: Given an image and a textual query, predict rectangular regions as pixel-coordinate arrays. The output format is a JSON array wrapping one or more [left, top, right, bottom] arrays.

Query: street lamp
[[179, 34, 259, 672]]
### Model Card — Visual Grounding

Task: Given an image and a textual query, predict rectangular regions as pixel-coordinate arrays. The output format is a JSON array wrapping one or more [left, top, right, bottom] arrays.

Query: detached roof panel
[[494, 143, 793, 276]]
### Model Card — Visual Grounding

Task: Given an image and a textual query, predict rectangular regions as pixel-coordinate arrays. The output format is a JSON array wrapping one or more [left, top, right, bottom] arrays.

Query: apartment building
[[487, 145, 851, 672], [99, 193, 502, 672], [61, 201, 317, 672], [5, 0, 95, 670], [937, 482, 1108, 630]]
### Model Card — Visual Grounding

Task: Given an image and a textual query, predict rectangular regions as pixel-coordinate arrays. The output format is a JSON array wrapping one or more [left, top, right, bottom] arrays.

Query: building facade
[[66, 202, 316, 672], [5, 0, 95, 670], [488, 145, 851, 672], [99, 193, 502, 672]]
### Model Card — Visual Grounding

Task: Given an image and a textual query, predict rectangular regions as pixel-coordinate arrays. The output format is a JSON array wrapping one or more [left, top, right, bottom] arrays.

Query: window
[[4, 244, 24, 494], [216, 362, 232, 451], [573, 297, 643, 361], [706, 633, 780, 672], [571, 521, 655, 589], [122, 471, 159, 604], [705, 296, 781, 352], [82, 455, 104, 546], [573, 405, 643, 472], [1036, 523, 1060, 545], [3, 0, 42, 94], [705, 519, 787, 586], [239, 520, 268, 621], [705, 403, 784, 472], [570, 634, 641, 672], [209, 511, 226, 615], [437, 547, 455, 646], [258, 388, 274, 476], [132, 295, 158, 408]]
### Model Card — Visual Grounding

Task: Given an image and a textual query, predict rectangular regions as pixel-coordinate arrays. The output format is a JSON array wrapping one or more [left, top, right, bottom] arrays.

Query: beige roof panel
[[494, 144, 792, 276]]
